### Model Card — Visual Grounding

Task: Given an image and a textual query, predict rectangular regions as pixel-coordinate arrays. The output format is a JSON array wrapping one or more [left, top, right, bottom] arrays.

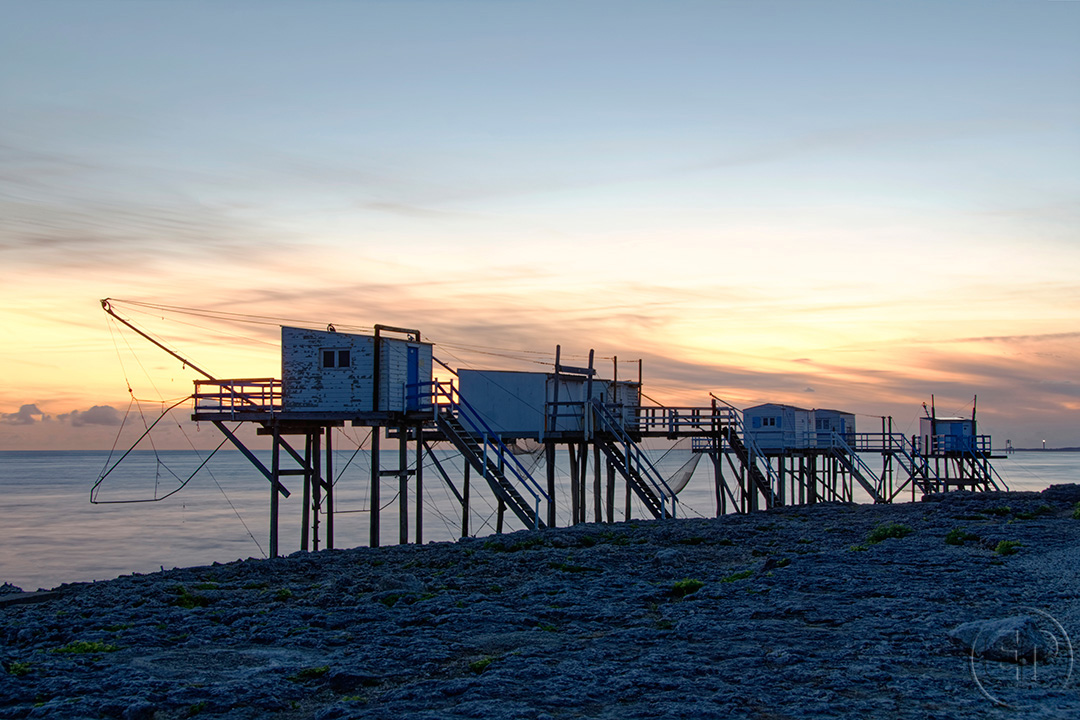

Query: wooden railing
[[193, 378, 281, 417]]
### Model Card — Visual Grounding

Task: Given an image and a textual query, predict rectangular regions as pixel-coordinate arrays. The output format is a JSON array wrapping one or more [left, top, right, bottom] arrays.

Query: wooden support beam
[[370, 429, 381, 548], [545, 442, 557, 528], [301, 432, 311, 552], [312, 430, 322, 551], [270, 429, 280, 558], [423, 441, 463, 504], [568, 442, 580, 525], [496, 451, 505, 534], [415, 430, 423, 545], [605, 458, 615, 523], [593, 443, 602, 523], [578, 441, 588, 525], [211, 421, 289, 497], [399, 430, 408, 545], [325, 427, 334, 550], [462, 461, 471, 538]]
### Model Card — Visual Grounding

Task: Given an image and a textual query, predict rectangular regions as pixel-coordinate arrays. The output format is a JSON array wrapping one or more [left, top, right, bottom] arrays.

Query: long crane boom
[[100, 298, 217, 381]]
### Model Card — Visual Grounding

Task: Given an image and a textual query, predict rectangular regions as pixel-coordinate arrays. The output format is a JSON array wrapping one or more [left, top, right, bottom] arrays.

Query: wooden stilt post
[[415, 428, 423, 545], [496, 452, 506, 534], [270, 427, 280, 558], [584, 348, 595, 525], [713, 450, 723, 516], [739, 463, 748, 513], [778, 456, 786, 506], [399, 429, 408, 545], [325, 427, 334, 550], [461, 461, 471, 538], [799, 456, 806, 505], [605, 458, 615, 523], [370, 428, 381, 548], [568, 442, 580, 525], [545, 442, 557, 528], [301, 432, 312, 552], [593, 444, 602, 523], [578, 442, 588, 525], [312, 430, 322, 551]]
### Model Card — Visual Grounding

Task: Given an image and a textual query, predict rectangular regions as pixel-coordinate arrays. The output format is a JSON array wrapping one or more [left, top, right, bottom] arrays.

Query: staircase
[[959, 443, 1007, 492], [722, 426, 778, 509], [887, 434, 939, 498], [825, 432, 885, 503], [590, 399, 674, 518], [433, 384, 547, 530]]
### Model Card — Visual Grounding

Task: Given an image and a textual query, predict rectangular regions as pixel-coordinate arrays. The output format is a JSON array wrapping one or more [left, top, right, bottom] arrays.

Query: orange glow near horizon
[[2, 2, 1078, 449]]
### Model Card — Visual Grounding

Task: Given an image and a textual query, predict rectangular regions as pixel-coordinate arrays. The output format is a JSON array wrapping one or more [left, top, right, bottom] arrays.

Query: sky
[[1, 0, 1078, 451]]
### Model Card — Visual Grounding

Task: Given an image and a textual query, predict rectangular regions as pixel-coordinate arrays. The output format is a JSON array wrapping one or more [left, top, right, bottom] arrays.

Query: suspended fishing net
[[509, 438, 544, 456], [662, 452, 702, 498]]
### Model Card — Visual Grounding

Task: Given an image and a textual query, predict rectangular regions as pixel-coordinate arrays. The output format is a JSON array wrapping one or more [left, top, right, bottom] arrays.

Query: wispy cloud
[[0, 404, 45, 425], [58, 405, 124, 427], [0, 139, 301, 270]]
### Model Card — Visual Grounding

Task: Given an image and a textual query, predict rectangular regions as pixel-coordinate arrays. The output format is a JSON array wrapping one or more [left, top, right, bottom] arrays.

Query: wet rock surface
[[3, 489, 1080, 719]]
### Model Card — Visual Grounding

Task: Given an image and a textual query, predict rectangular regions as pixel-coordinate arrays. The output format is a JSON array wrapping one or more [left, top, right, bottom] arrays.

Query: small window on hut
[[322, 349, 351, 369]]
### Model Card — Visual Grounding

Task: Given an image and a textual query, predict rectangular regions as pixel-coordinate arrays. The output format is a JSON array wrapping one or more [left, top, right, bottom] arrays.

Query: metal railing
[[916, 434, 993, 455], [591, 399, 676, 514], [826, 431, 885, 500], [412, 380, 550, 523]]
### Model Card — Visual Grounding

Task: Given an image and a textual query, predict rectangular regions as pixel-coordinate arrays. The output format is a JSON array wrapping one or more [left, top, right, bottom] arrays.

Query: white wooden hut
[[280, 326, 433, 414], [456, 369, 637, 438], [811, 408, 856, 446], [743, 403, 811, 451], [456, 370, 548, 437]]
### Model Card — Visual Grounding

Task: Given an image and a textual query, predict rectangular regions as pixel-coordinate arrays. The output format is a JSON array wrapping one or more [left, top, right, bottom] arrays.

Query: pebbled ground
[[3, 487, 1080, 719]]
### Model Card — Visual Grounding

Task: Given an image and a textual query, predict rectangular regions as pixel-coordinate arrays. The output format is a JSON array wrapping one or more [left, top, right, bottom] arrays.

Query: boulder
[[1042, 483, 1080, 504], [948, 615, 1056, 663]]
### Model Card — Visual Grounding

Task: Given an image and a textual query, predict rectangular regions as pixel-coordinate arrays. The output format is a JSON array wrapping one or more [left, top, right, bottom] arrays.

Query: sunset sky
[[2, 0, 1078, 451]]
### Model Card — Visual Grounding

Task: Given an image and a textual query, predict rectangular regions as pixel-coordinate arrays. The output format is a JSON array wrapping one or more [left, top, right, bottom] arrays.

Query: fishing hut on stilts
[[99, 300, 1007, 558]]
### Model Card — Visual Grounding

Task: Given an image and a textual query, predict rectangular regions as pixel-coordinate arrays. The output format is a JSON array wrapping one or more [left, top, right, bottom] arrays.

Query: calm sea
[[1, 449, 1076, 591]]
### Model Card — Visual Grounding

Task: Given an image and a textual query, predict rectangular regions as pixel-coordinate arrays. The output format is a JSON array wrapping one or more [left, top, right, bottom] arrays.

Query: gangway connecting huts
[[100, 302, 1007, 556]]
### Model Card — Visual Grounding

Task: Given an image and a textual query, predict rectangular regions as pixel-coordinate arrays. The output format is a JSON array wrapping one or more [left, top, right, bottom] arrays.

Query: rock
[[948, 615, 1054, 662], [653, 548, 682, 566], [376, 573, 424, 593], [327, 670, 384, 693], [121, 701, 157, 720], [0, 582, 23, 594], [1042, 483, 1080, 504]]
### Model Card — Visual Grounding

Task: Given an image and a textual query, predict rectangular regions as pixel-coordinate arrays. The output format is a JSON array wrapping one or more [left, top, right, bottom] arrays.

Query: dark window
[[322, 348, 350, 369]]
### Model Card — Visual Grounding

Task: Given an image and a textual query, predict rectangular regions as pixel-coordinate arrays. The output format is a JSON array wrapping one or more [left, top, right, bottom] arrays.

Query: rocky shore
[[3, 488, 1080, 719]]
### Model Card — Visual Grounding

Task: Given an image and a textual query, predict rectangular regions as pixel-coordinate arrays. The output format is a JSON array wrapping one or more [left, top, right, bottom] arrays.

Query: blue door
[[406, 346, 419, 411]]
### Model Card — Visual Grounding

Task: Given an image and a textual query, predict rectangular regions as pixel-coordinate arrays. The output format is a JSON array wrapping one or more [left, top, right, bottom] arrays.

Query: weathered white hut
[[456, 369, 639, 438], [280, 326, 433, 414], [743, 403, 811, 451], [811, 408, 856, 446], [456, 370, 548, 437]]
